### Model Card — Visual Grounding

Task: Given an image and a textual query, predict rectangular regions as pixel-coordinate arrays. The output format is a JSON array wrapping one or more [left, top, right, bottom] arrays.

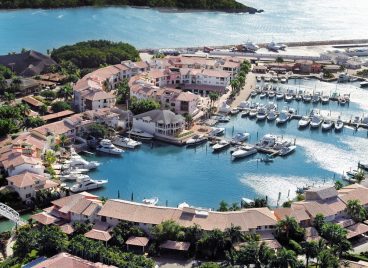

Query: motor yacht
[[112, 136, 142, 149], [70, 177, 108, 193], [68, 157, 100, 170], [334, 119, 344, 132], [250, 91, 258, 98], [276, 92, 284, 100], [260, 92, 267, 99], [218, 115, 231, 123], [276, 110, 289, 125], [126, 129, 154, 141], [258, 134, 277, 148], [256, 107, 267, 121], [186, 135, 208, 146], [230, 108, 240, 115], [209, 127, 225, 137], [59, 173, 91, 182], [321, 95, 330, 104], [285, 93, 293, 102], [212, 140, 230, 152], [248, 109, 258, 118], [279, 145, 296, 156], [268, 91, 276, 99], [232, 146, 257, 159], [142, 197, 159, 206], [303, 94, 312, 103], [322, 119, 334, 131], [231, 133, 250, 143], [310, 115, 323, 128], [267, 110, 277, 121], [96, 139, 124, 155], [298, 116, 311, 128]]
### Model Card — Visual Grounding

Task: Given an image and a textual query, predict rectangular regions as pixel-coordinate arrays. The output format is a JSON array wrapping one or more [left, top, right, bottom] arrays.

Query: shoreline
[[0, 4, 261, 14]]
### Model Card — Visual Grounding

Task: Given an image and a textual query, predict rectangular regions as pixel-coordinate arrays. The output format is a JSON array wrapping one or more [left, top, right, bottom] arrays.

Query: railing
[[0, 202, 25, 226]]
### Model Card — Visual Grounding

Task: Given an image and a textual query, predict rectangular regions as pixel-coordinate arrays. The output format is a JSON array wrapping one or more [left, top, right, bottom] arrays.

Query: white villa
[[132, 109, 185, 137]]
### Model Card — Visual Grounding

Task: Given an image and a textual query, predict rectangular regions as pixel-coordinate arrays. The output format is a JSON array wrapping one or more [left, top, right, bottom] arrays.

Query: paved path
[[231, 72, 256, 108], [5, 233, 15, 257]]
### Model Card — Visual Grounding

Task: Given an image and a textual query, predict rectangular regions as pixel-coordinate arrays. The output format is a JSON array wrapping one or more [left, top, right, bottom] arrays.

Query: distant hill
[[0, 0, 259, 13], [0, 50, 57, 77]]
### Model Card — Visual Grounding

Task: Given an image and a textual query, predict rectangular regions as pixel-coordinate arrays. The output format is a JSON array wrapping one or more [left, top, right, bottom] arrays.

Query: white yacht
[[127, 129, 154, 141], [276, 92, 284, 100], [303, 94, 312, 103], [321, 95, 330, 104], [230, 108, 240, 115], [238, 101, 250, 110], [338, 97, 346, 105], [258, 134, 277, 148], [112, 136, 142, 149], [218, 115, 231, 123], [186, 135, 208, 146], [310, 115, 323, 128], [322, 119, 334, 131], [250, 91, 258, 98], [232, 146, 257, 159], [267, 110, 277, 121], [96, 139, 124, 155], [209, 127, 225, 137], [231, 133, 250, 143], [212, 140, 230, 152], [298, 116, 311, 128], [279, 146, 296, 156], [142, 197, 159, 206], [256, 107, 267, 121], [334, 119, 344, 132], [276, 110, 289, 125], [268, 91, 276, 99], [248, 108, 258, 118], [70, 177, 108, 193], [285, 93, 293, 102], [260, 92, 267, 99], [59, 173, 91, 182], [67, 158, 100, 170]]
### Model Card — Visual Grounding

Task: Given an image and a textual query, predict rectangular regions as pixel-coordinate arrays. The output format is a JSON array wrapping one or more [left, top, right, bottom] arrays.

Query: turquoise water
[[0, 0, 368, 54], [0, 213, 32, 232], [83, 79, 368, 209]]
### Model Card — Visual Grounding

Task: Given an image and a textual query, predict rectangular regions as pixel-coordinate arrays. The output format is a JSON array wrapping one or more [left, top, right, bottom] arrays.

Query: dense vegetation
[[0, 0, 256, 13], [130, 96, 160, 115], [51, 40, 139, 69]]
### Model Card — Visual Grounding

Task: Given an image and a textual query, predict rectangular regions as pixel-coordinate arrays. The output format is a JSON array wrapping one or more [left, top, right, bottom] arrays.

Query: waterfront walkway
[[231, 73, 256, 108]]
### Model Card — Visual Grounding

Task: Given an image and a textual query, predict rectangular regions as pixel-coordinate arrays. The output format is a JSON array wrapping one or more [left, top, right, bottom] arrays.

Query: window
[[101, 216, 106, 222], [26, 193, 31, 198]]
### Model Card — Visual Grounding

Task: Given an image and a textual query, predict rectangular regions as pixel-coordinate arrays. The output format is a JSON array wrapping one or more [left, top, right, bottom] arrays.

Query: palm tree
[[16, 103, 30, 117], [275, 216, 305, 244], [39, 104, 49, 115], [276, 56, 284, 65], [230, 79, 240, 93], [59, 134, 69, 148], [353, 170, 365, 184], [44, 150, 56, 167], [346, 199, 367, 222], [317, 249, 339, 268], [270, 248, 298, 268], [208, 92, 219, 115], [303, 241, 319, 268], [58, 85, 73, 100], [184, 114, 193, 129], [224, 224, 243, 244]]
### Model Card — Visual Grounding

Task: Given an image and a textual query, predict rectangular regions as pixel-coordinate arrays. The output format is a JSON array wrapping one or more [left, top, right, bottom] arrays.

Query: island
[[0, 0, 260, 13]]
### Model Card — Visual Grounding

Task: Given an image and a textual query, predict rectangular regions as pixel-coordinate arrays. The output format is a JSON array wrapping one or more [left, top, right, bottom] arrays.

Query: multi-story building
[[7, 172, 58, 201], [132, 109, 185, 137]]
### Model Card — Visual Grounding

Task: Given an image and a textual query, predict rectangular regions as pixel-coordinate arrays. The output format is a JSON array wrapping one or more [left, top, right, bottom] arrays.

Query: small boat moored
[[142, 197, 159, 206], [279, 145, 296, 156], [212, 140, 231, 152], [112, 136, 142, 149], [70, 177, 108, 193], [186, 134, 208, 146], [96, 139, 124, 155], [298, 116, 311, 128]]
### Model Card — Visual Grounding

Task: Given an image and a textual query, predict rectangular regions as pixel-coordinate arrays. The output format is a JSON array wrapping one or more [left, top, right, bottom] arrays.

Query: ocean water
[[81, 79, 368, 209], [0, 0, 367, 54]]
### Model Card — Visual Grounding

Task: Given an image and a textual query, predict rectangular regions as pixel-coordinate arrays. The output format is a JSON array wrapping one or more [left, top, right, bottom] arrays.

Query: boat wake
[[240, 174, 333, 206], [289, 136, 368, 175]]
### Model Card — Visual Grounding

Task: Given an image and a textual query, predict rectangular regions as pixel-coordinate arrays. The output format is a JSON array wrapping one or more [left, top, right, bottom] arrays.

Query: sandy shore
[[231, 72, 256, 108]]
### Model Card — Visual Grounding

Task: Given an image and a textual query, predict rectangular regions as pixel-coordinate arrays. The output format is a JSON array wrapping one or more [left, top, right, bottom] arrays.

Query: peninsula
[[0, 0, 260, 13]]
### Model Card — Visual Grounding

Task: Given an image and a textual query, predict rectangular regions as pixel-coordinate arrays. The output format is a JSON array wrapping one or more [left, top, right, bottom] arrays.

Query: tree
[[58, 84, 73, 100], [184, 114, 193, 129], [276, 56, 284, 64], [59, 134, 69, 148], [116, 79, 130, 104], [44, 150, 56, 166], [346, 199, 367, 222], [13, 226, 39, 258], [199, 263, 220, 268], [270, 248, 298, 268], [302, 240, 319, 268], [275, 216, 305, 244], [129, 97, 160, 115], [236, 241, 258, 267], [317, 248, 339, 268], [208, 92, 219, 114], [218, 200, 229, 211], [353, 170, 365, 184], [51, 101, 71, 112], [3, 91, 15, 103], [197, 229, 227, 259], [24, 116, 45, 128], [224, 224, 243, 244], [151, 220, 183, 243], [72, 221, 92, 236], [334, 180, 343, 190], [87, 123, 108, 139], [38, 225, 68, 257], [111, 221, 144, 247], [40, 89, 57, 100], [39, 104, 49, 115], [313, 213, 325, 233]]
